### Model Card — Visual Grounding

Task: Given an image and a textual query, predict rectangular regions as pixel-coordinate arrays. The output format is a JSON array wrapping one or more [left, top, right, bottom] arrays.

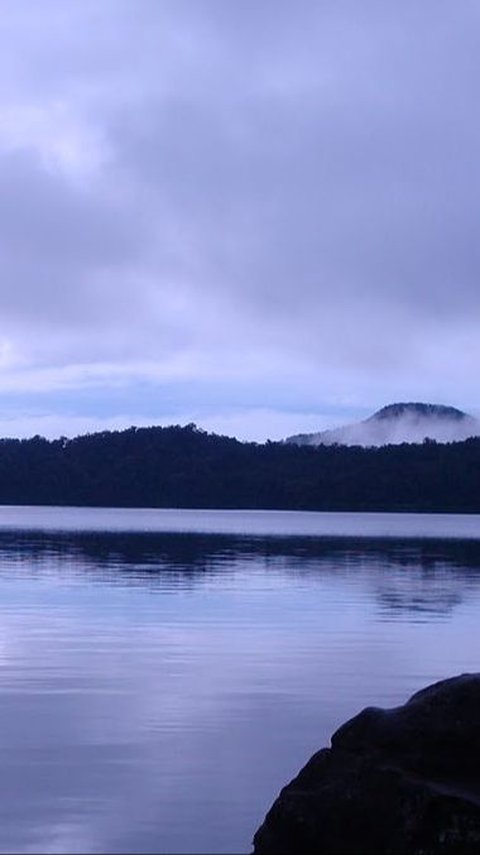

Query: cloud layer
[[0, 1, 479, 438]]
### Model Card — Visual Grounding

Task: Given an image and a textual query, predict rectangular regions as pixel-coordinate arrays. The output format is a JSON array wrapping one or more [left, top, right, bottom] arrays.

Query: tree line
[[0, 423, 478, 512]]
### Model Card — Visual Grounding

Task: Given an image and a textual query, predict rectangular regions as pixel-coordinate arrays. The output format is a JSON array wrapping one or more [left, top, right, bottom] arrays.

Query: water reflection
[[1, 530, 480, 620], [0, 518, 479, 852]]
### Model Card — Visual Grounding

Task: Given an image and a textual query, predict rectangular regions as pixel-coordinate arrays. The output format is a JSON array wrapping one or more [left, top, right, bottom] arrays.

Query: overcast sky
[[0, 0, 479, 441]]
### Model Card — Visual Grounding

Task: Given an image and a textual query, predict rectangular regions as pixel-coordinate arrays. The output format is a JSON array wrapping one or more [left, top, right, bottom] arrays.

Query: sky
[[0, 0, 479, 442]]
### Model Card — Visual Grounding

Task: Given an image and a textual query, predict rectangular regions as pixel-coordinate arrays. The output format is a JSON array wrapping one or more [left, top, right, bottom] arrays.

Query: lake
[[0, 507, 479, 853]]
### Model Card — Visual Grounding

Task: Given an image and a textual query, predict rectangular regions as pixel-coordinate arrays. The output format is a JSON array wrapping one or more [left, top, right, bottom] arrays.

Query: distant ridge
[[286, 402, 480, 447], [0, 421, 478, 510]]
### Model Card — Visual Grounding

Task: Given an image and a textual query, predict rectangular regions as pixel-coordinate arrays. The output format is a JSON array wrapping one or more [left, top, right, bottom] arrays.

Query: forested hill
[[0, 423, 480, 512]]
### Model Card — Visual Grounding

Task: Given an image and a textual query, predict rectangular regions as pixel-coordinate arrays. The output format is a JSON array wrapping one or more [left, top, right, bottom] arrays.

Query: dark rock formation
[[253, 674, 480, 854]]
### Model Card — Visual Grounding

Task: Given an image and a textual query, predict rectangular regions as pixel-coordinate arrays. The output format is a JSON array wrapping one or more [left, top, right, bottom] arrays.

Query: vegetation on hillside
[[0, 423, 479, 511]]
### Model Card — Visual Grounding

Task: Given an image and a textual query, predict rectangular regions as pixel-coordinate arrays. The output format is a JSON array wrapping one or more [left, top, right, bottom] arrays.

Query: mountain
[[286, 402, 480, 447]]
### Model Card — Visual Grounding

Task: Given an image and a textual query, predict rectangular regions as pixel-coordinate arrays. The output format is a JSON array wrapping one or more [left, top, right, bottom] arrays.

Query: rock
[[253, 674, 480, 854]]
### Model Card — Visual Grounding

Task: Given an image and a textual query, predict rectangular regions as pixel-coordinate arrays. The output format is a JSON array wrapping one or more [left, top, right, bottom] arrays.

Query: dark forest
[[0, 423, 478, 512]]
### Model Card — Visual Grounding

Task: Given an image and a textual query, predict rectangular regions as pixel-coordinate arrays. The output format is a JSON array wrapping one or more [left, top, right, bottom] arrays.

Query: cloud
[[0, 1, 479, 437]]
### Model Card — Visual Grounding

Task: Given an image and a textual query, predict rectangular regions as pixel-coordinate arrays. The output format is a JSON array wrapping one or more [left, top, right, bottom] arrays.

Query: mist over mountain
[[286, 403, 480, 447]]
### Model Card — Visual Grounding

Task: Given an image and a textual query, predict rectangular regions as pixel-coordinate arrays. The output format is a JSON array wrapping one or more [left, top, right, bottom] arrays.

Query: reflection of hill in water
[[374, 567, 465, 619], [1, 530, 480, 618]]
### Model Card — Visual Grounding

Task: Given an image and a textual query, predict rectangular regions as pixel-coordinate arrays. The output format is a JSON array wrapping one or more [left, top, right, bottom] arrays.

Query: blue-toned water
[[0, 507, 479, 853]]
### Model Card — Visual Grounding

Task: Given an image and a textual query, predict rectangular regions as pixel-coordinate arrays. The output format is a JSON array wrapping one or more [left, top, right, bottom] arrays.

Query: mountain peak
[[286, 402, 479, 448], [370, 402, 469, 422]]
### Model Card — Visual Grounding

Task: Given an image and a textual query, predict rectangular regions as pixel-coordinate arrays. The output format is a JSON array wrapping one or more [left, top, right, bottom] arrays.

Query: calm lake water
[[0, 507, 480, 853]]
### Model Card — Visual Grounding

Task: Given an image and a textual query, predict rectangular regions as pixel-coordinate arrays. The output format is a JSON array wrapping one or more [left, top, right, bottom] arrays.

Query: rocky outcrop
[[253, 674, 480, 854]]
